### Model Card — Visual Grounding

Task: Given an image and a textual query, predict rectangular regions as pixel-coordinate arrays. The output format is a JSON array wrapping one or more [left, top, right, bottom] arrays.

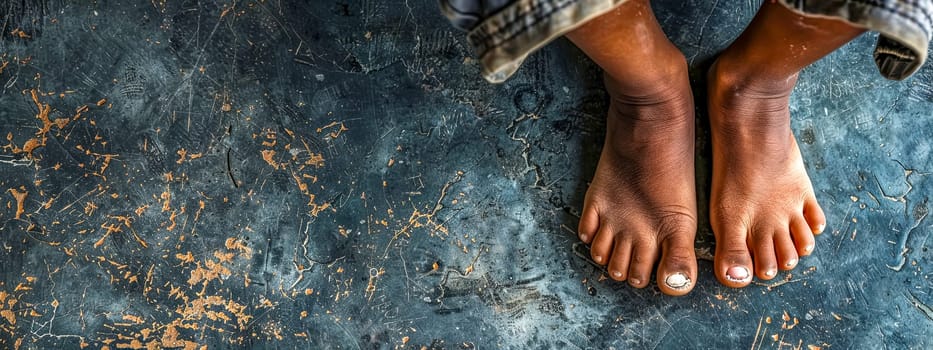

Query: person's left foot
[[706, 59, 827, 287]]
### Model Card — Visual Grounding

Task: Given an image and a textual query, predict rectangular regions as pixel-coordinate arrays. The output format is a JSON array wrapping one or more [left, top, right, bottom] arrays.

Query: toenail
[[765, 269, 776, 277], [579, 234, 588, 241], [786, 259, 797, 267], [805, 244, 814, 253], [816, 224, 825, 234], [612, 271, 623, 278], [664, 273, 692, 290], [629, 278, 641, 286], [726, 266, 751, 282], [593, 255, 602, 263]]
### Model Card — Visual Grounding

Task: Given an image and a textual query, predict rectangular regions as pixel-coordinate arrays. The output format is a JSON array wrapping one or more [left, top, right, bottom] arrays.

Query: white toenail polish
[[765, 270, 776, 277], [665, 273, 692, 290], [726, 266, 751, 282], [816, 224, 825, 233], [786, 259, 797, 267], [612, 271, 623, 278], [593, 255, 602, 263], [580, 234, 588, 241]]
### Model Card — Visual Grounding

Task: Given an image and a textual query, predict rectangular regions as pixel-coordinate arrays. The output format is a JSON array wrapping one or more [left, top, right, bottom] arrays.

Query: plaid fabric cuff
[[780, 0, 932, 80], [443, 0, 629, 83]]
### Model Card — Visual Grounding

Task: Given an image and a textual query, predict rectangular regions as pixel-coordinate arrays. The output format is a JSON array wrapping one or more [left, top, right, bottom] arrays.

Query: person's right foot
[[706, 59, 827, 287], [577, 55, 699, 296]]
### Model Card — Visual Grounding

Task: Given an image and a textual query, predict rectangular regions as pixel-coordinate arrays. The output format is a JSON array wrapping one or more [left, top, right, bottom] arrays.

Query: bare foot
[[578, 56, 698, 296], [707, 59, 827, 287]]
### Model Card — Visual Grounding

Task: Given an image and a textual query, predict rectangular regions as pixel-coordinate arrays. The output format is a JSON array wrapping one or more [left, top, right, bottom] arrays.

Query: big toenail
[[664, 273, 692, 290], [593, 255, 602, 263], [612, 271, 623, 278], [726, 266, 750, 282]]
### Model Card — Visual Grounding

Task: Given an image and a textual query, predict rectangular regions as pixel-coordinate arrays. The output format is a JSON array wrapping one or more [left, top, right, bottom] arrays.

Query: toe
[[752, 230, 779, 280], [607, 238, 633, 281], [714, 225, 753, 287], [803, 197, 826, 235], [774, 230, 798, 270], [656, 231, 697, 296], [627, 239, 658, 288], [590, 225, 614, 265], [579, 201, 600, 243], [790, 216, 815, 256]]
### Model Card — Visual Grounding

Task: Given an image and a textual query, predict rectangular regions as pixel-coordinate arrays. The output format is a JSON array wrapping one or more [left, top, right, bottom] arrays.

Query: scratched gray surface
[[0, 0, 930, 349]]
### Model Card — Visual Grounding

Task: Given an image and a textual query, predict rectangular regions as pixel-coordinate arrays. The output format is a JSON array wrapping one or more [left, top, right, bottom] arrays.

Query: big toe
[[714, 225, 753, 288], [656, 231, 697, 296]]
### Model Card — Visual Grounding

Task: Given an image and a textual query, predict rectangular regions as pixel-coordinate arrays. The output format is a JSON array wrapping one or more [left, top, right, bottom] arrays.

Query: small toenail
[[612, 271, 623, 278], [726, 266, 751, 282], [664, 273, 692, 290], [805, 244, 814, 253], [765, 269, 776, 277], [579, 234, 588, 241], [593, 255, 602, 263], [816, 224, 825, 233], [786, 259, 797, 267], [629, 278, 641, 286]]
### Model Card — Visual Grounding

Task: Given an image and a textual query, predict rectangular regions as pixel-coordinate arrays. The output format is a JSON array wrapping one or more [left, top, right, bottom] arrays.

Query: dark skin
[[707, 1, 864, 287], [565, 0, 865, 295], [566, 0, 698, 296]]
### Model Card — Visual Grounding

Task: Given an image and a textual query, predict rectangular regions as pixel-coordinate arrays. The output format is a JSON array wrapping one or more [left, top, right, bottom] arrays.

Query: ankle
[[710, 54, 799, 96], [707, 58, 796, 142], [604, 61, 694, 133], [605, 51, 690, 104]]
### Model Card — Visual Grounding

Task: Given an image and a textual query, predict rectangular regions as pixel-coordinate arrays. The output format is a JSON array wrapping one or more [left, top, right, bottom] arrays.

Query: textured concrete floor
[[0, 0, 931, 349]]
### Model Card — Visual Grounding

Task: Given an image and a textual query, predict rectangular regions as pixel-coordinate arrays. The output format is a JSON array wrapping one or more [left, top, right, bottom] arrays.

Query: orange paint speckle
[[316, 121, 348, 139], [176, 251, 195, 264], [122, 314, 144, 324], [7, 188, 27, 220], [224, 237, 252, 258], [11, 28, 31, 38], [0, 309, 15, 325], [261, 149, 279, 169]]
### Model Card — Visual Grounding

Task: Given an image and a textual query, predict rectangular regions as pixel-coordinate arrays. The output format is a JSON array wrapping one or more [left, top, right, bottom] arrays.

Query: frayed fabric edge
[[467, 0, 629, 83], [777, 0, 930, 80]]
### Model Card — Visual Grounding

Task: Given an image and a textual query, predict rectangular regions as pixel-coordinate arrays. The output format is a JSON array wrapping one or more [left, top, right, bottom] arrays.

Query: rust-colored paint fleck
[[261, 149, 279, 169], [176, 148, 188, 164], [11, 28, 31, 38], [224, 237, 252, 258], [316, 121, 348, 139], [7, 188, 26, 219], [0, 309, 15, 325], [122, 314, 144, 324]]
